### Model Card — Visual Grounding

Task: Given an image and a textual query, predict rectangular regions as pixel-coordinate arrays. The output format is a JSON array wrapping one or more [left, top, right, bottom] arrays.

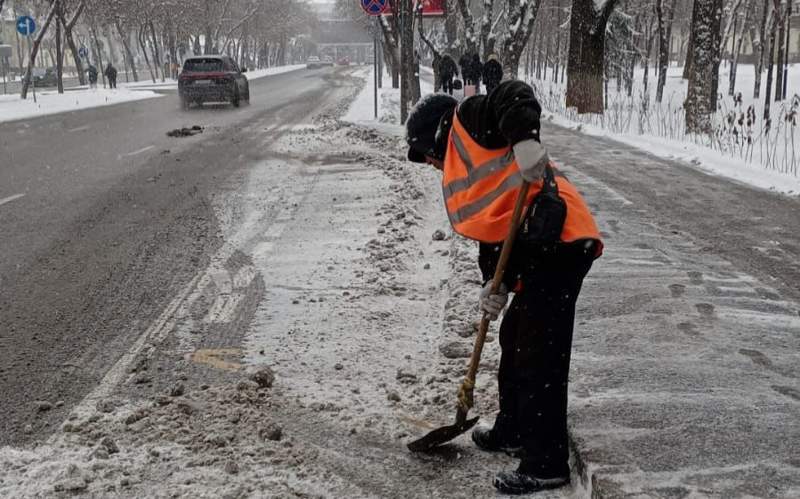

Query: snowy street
[[1, 65, 799, 497]]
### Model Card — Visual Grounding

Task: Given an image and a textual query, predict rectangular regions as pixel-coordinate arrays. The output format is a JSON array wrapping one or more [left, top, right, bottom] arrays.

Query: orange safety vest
[[442, 111, 602, 250]]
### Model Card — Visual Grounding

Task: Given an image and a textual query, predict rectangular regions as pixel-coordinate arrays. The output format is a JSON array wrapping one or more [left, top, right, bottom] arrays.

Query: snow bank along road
[[0, 66, 798, 497]]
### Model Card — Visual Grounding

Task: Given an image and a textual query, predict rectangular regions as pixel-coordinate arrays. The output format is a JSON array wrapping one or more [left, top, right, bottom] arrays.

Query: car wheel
[[231, 88, 240, 108], [181, 96, 190, 110], [244, 86, 250, 102]]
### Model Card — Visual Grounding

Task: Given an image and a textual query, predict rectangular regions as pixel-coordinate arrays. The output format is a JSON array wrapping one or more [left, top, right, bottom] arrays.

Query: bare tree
[[655, 0, 676, 102], [752, 0, 770, 98], [684, 0, 723, 134], [57, 0, 86, 86], [565, 0, 622, 114], [21, 1, 58, 99], [728, 0, 752, 95], [763, 0, 780, 116]]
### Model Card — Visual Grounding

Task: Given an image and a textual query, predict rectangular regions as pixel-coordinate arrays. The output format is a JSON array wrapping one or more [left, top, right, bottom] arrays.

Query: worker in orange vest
[[406, 81, 602, 495]]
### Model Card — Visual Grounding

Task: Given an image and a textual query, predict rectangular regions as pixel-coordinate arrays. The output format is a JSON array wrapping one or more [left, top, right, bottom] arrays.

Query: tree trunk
[[782, 0, 791, 100], [501, 0, 543, 78], [656, 0, 675, 102], [148, 21, 163, 82], [444, 0, 458, 50], [642, 20, 655, 94], [763, 1, 780, 119], [685, 0, 724, 134], [138, 25, 156, 83], [55, 1, 64, 94], [566, 0, 618, 114], [774, 1, 786, 102], [728, 0, 751, 96], [456, 0, 478, 55], [116, 20, 138, 82], [682, 0, 697, 80], [21, 2, 58, 99], [62, 16, 85, 85], [89, 22, 106, 87], [753, 0, 770, 98], [400, 0, 416, 123]]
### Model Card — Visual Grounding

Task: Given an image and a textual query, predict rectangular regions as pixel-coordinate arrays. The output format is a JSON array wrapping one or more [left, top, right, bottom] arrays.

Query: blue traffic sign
[[16, 16, 36, 37], [360, 0, 387, 16], [78, 47, 89, 58]]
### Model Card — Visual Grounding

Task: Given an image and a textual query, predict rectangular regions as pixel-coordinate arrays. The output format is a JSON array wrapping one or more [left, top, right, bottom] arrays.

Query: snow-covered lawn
[[527, 64, 800, 193], [0, 88, 163, 124], [0, 64, 306, 124], [120, 64, 306, 91]]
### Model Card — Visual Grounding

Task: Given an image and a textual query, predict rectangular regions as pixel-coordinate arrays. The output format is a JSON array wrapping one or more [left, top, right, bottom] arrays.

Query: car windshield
[[183, 59, 224, 72]]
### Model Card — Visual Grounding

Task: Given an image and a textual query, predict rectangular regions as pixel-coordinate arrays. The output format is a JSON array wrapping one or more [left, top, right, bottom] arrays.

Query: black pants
[[109, 77, 117, 89], [493, 242, 595, 477], [441, 75, 453, 95]]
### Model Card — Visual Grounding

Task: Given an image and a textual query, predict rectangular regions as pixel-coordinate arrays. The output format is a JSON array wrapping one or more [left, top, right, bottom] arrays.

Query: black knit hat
[[406, 94, 458, 163]]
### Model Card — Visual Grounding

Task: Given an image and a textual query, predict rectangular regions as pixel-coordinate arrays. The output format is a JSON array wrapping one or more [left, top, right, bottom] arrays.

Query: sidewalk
[[547, 122, 800, 497]]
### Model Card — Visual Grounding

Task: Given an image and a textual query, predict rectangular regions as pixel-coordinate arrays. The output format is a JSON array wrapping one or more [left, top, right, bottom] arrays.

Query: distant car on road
[[31, 67, 58, 87], [321, 56, 334, 67], [337, 57, 350, 66], [178, 55, 249, 109], [306, 56, 321, 69]]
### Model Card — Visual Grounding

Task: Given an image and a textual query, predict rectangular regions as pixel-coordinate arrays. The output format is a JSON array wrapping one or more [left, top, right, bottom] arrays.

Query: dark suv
[[178, 55, 250, 109]]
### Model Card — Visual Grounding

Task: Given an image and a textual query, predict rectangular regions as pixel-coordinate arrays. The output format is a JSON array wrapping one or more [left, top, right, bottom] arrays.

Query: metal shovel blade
[[406, 416, 479, 452]]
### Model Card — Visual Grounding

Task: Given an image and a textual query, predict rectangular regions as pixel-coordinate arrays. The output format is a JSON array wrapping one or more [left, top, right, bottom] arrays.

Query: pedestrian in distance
[[86, 64, 98, 89], [483, 54, 503, 94], [104, 63, 118, 89], [458, 53, 472, 84], [439, 54, 458, 96], [470, 53, 483, 93], [404, 82, 602, 495]]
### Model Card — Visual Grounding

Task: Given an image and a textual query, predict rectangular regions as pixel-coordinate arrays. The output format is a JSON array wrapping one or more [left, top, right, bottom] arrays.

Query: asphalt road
[[0, 65, 347, 445]]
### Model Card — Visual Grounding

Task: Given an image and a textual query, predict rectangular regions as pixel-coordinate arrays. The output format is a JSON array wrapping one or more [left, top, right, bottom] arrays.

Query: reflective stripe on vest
[[442, 110, 603, 248]]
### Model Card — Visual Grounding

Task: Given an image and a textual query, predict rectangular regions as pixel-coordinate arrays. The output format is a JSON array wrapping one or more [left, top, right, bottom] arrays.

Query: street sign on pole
[[17, 16, 38, 102], [16, 16, 36, 36], [360, 0, 387, 16]]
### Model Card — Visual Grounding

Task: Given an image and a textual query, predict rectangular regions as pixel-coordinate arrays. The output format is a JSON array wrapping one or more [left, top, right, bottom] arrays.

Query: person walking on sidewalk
[[404, 82, 602, 495], [86, 64, 98, 89], [470, 53, 483, 93], [439, 54, 458, 95], [482, 55, 503, 94], [105, 63, 118, 89]]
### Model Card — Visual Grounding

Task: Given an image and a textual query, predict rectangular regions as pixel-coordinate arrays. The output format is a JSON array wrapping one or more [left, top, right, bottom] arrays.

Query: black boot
[[493, 470, 569, 495], [471, 426, 522, 456]]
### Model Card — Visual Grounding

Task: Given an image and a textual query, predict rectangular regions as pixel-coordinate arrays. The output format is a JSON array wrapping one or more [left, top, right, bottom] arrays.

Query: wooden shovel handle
[[457, 181, 531, 421]]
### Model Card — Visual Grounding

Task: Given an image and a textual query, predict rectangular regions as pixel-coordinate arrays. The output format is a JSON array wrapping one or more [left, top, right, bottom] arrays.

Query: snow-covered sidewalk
[[0, 88, 163, 124]]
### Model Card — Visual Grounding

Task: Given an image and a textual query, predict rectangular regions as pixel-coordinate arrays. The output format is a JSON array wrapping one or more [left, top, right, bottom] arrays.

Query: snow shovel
[[408, 181, 531, 453]]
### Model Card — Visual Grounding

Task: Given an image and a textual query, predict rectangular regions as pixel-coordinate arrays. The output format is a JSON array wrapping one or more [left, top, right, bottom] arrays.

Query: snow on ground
[[527, 64, 800, 194], [0, 88, 163, 124]]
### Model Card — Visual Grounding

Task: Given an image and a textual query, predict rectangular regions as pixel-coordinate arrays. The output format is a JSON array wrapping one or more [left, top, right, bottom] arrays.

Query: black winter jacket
[[482, 59, 503, 88]]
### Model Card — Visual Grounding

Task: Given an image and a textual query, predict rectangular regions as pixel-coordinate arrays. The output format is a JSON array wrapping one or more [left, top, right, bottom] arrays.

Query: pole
[[2, 58, 7, 95], [377, 31, 383, 89], [28, 19, 36, 104], [374, 18, 378, 119]]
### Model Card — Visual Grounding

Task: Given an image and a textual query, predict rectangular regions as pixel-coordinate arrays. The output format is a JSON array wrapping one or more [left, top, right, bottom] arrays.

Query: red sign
[[381, 0, 444, 17], [417, 0, 444, 16]]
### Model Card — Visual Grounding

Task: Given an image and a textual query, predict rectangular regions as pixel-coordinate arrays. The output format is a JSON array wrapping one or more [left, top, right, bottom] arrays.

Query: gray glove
[[479, 280, 509, 321], [513, 139, 549, 182]]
